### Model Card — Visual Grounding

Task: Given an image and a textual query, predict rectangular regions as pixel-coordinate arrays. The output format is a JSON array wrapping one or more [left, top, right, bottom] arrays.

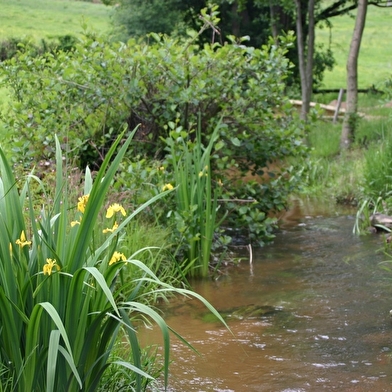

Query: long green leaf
[[113, 360, 154, 380], [68, 126, 137, 273], [64, 269, 90, 357], [83, 267, 119, 316], [123, 302, 171, 389], [24, 304, 44, 389], [39, 302, 82, 389], [47, 330, 61, 392], [57, 346, 83, 390], [118, 309, 142, 391]]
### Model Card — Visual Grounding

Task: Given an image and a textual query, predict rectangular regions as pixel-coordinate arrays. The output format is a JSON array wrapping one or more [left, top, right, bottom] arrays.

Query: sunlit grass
[[307, 120, 341, 158], [0, 0, 113, 41], [317, 4, 392, 89]]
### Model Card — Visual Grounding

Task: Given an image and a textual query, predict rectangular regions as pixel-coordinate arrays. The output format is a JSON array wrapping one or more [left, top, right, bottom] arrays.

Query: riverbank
[[298, 92, 392, 208]]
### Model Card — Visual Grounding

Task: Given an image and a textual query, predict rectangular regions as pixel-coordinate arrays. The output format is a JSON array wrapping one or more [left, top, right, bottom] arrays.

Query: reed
[[164, 120, 223, 278]]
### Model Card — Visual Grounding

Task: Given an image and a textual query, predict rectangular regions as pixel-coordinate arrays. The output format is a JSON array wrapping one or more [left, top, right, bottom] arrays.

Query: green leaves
[[0, 128, 230, 390], [164, 119, 223, 277], [0, 30, 307, 249]]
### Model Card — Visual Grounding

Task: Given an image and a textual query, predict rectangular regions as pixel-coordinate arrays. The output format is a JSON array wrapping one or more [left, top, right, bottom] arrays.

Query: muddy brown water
[[139, 198, 392, 391]]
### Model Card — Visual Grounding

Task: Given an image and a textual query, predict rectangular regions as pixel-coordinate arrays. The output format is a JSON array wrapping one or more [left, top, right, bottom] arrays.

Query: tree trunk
[[269, 1, 279, 44], [340, 0, 368, 150], [295, 0, 315, 121]]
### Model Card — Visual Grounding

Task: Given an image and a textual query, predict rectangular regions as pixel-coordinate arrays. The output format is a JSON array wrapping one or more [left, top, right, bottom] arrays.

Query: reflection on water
[[139, 198, 392, 391]]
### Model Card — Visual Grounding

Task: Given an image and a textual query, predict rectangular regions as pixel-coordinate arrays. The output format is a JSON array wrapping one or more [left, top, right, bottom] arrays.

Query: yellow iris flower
[[77, 194, 90, 214], [162, 183, 174, 191], [16, 230, 32, 248], [109, 251, 127, 266], [103, 221, 119, 234], [43, 258, 60, 276], [106, 203, 126, 218]]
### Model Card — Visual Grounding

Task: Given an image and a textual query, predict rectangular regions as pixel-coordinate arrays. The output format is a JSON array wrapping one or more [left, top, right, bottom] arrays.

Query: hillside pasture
[[317, 4, 392, 89], [0, 0, 112, 41]]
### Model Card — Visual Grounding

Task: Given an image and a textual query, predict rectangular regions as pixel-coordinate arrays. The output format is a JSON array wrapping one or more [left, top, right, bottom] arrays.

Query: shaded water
[[140, 198, 392, 391]]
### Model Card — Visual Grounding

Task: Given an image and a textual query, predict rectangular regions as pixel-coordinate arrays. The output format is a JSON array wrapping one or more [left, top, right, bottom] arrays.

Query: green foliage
[[355, 118, 389, 147], [120, 221, 186, 301], [1, 30, 299, 168], [112, 0, 185, 40], [110, 0, 336, 89], [0, 28, 306, 247], [0, 35, 78, 62], [0, 130, 228, 390], [363, 127, 392, 198], [162, 120, 223, 278], [352, 196, 389, 235], [299, 117, 364, 203], [307, 120, 341, 158], [1, 32, 131, 169]]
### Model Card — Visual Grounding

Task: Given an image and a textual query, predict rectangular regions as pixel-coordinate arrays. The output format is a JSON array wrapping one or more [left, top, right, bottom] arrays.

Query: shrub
[[0, 27, 306, 246], [0, 35, 77, 62]]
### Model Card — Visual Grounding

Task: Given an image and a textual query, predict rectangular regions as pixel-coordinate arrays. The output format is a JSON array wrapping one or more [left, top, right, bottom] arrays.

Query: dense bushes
[[0, 35, 77, 62], [0, 28, 306, 246]]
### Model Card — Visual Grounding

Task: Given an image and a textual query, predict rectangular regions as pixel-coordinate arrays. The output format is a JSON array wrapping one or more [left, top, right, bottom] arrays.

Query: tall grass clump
[[307, 120, 341, 159], [355, 118, 391, 147], [163, 120, 224, 278], [299, 118, 364, 202], [0, 128, 227, 391], [363, 127, 392, 198]]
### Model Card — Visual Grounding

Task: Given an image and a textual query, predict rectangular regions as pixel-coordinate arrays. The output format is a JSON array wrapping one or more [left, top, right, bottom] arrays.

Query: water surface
[[141, 198, 392, 391]]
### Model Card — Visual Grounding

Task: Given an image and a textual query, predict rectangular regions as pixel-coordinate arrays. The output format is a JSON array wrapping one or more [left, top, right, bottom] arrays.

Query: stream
[[140, 198, 392, 391]]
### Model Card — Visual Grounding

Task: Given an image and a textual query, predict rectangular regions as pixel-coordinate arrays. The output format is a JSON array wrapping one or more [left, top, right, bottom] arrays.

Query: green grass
[[317, 4, 392, 89], [0, 0, 112, 41], [307, 120, 341, 158]]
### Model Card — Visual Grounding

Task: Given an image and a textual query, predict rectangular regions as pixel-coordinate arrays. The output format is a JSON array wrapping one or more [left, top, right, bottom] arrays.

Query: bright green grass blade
[[25, 304, 44, 388], [64, 269, 90, 356], [84, 166, 93, 195], [83, 267, 119, 316], [112, 360, 154, 380], [47, 330, 61, 392], [168, 326, 200, 355], [0, 288, 23, 371], [124, 302, 171, 389], [0, 148, 25, 236], [68, 126, 136, 273], [118, 309, 142, 391], [54, 135, 64, 218], [57, 346, 83, 389], [39, 302, 83, 389]]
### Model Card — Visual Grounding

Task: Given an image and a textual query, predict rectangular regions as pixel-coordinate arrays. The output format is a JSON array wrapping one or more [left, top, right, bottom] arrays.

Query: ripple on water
[[140, 201, 392, 392]]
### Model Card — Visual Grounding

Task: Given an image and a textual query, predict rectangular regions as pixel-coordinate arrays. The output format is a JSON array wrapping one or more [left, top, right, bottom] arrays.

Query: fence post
[[333, 88, 345, 123]]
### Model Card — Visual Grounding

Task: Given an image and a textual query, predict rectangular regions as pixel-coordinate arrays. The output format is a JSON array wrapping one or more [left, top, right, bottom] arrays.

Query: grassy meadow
[[0, 0, 112, 40], [317, 4, 392, 89]]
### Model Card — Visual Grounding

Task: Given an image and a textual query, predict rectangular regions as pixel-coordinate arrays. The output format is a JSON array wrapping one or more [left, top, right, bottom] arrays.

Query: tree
[[295, 0, 316, 120], [105, 0, 354, 95], [340, 0, 368, 149], [110, 0, 185, 40]]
